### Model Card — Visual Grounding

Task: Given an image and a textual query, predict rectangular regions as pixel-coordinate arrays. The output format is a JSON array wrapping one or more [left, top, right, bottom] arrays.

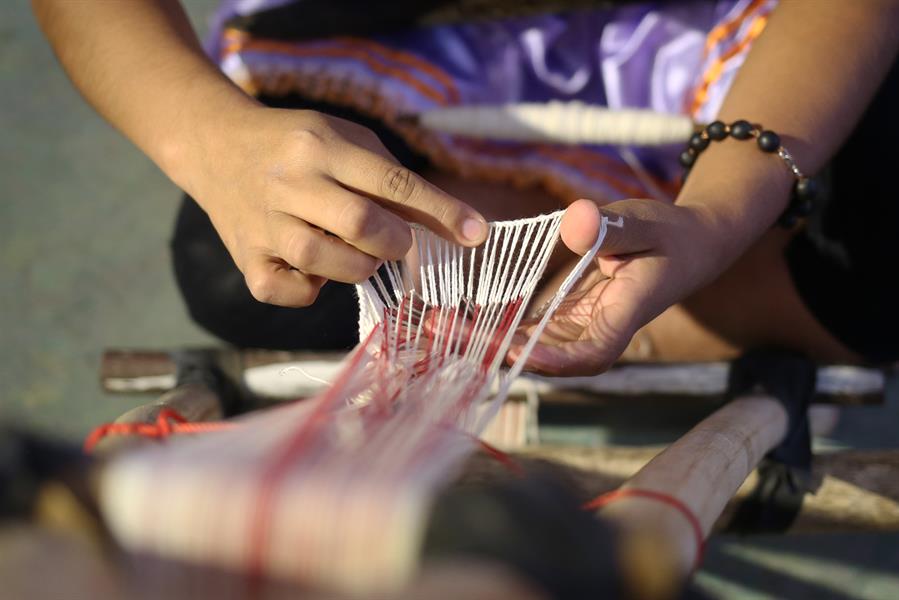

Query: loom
[[4, 104, 898, 598], [97, 211, 611, 593], [5, 211, 898, 599]]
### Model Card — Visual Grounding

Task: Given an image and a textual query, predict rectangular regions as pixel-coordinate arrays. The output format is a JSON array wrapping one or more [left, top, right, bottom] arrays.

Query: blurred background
[[2, 1, 897, 598], [2, 0, 217, 438]]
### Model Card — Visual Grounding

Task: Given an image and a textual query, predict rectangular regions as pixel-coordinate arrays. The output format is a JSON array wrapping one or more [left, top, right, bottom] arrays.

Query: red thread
[[83, 409, 235, 452], [247, 329, 378, 579], [583, 488, 706, 570], [477, 439, 524, 477], [481, 299, 522, 371]]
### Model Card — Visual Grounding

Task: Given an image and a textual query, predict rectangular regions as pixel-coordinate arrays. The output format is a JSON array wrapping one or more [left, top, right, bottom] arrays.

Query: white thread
[[476, 214, 609, 431], [418, 101, 695, 146], [279, 365, 333, 387], [99, 210, 612, 597]]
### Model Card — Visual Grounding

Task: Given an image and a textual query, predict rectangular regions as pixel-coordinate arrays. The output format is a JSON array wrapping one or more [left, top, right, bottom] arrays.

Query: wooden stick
[[99, 349, 886, 405], [589, 395, 788, 574], [517, 448, 899, 534]]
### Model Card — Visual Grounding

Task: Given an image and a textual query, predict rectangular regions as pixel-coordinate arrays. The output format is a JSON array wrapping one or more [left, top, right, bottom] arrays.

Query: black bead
[[730, 120, 753, 140], [679, 149, 697, 168], [689, 133, 710, 152], [794, 177, 819, 200], [707, 121, 728, 141], [757, 130, 781, 152], [778, 211, 799, 229], [794, 197, 814, 217]]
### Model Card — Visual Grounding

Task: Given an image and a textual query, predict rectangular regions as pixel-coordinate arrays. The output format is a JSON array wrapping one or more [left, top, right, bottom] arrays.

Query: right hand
[[508, 198, 725, 376], [179, 106, 488, 307]]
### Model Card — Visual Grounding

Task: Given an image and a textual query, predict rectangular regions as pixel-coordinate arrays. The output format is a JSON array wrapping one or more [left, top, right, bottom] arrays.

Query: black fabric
[[727, 350, 815, 469], [0, 427, 94, 521], [224, 0, 455, 41], [224, 0, 650, 42], [723, 350, 815, 534], [423, 467, 624, 599], [170, 93, 429, 351], [785, 56, 899, 363], [726, 458, 810, 535]]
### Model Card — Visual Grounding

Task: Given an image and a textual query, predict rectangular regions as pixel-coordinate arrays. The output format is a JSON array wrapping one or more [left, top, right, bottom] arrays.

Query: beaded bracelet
[[679, 120, 819, 228]]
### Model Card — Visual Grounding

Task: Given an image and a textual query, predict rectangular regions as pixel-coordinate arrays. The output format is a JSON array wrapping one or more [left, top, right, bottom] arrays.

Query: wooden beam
[[516, 446, 899, 534], [100, 349, 887, 405]]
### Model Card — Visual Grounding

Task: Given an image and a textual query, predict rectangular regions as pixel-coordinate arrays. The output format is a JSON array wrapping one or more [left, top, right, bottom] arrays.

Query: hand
[[509, 198, 722, 376], [182, 106, 488, 307]]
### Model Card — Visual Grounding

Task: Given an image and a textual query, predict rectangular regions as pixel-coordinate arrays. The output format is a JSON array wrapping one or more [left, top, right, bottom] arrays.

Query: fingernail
[[462, 217, 487, 242]]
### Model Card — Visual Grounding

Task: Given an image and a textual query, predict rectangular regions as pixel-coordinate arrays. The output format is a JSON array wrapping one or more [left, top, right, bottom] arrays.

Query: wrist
[[151, 73, 261, 198], [675, 137, 794, 263], [667, 202, 734, 288]]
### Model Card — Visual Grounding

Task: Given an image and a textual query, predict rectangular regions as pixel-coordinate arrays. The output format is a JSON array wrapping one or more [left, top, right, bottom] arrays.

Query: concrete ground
[[2, 1, 217, 438], [2, 2, 897, 598]]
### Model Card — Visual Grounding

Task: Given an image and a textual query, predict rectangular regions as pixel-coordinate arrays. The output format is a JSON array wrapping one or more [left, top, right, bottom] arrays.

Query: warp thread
[[91, 211, 610, 593]]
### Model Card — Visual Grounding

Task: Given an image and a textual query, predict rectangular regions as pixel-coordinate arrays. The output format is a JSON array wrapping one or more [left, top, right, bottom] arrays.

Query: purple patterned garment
[[205, 0, 777, 202]]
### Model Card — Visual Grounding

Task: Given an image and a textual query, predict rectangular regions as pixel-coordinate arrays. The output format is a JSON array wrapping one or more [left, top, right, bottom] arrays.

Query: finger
[[267, 212, 381, 283], [326, 143, 488, 246], [509, 339, 619, 377], [561, 199, 657, 257], [560, 199, 604, 255], [243, 253, 326, 308], [286, 178, 412, 261]]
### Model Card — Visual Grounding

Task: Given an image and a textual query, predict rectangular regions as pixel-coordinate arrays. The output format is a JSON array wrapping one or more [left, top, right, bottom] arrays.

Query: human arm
[[516, 0, 899, 375], [31, 0, 487, 306], [679, 0, 899, 259]]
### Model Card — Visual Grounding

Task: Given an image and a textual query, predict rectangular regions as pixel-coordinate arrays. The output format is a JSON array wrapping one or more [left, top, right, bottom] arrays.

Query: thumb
[[560, 199, 658, 257]]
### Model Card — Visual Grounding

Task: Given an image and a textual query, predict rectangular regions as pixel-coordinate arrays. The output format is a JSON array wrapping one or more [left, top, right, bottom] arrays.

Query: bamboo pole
[[516, 447, 899, 534], [584, 396, 788, 575]]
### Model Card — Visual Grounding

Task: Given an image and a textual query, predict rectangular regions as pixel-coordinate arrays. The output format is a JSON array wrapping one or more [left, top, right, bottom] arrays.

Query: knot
[[83, 408, 191, 453]]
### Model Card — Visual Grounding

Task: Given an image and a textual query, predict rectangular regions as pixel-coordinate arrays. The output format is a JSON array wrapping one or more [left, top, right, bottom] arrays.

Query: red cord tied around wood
[[82, 407, 522, 474], [83, 409, 235, 453], [583, 488, 706, 571]]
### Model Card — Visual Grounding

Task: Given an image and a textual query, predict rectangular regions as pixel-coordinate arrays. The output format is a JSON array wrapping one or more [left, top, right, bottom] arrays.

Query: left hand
[[508, 198, 723, 376]]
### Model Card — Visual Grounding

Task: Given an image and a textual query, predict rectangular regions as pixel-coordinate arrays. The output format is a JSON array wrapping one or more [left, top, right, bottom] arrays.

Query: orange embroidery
[[332, 37, 461, 104], [221, 31, 457, 105], [687, 1, 772, 116], [703, 0, 767, 58]]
